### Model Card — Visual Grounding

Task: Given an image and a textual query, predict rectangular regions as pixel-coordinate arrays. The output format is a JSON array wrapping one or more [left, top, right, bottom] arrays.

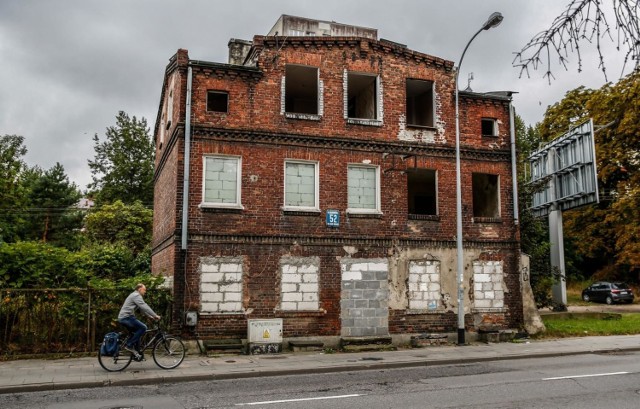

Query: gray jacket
[[118, 290, 157, 320]]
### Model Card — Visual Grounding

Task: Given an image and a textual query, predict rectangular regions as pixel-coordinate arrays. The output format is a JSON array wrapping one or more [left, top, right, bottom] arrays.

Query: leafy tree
[[0, 135, 28, 243], [514, 0, 639, 82], [21, 163, 83, 249], [83, 200, 153, 255], [514, 114, 554, 306], [0, 241, 87, 288], [88, 111, 154, 205]]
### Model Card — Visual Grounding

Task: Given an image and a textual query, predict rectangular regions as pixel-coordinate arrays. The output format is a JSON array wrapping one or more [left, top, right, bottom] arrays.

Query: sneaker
[[123, 345, 141, 359]]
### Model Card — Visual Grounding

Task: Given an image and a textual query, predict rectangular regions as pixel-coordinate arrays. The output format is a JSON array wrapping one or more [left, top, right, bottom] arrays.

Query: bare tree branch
[[513, 0, 639, 83]]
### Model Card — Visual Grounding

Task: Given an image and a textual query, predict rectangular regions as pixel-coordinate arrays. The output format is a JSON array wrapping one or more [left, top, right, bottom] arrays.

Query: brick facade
[[152, 17, 523, 344]]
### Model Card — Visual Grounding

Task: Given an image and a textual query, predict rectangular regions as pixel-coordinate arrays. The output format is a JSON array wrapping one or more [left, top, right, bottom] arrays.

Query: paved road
[[5, 352, 640, 408]]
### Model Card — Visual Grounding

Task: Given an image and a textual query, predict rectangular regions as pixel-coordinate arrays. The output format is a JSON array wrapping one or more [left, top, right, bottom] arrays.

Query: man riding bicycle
[[118, 283, 160, 359]]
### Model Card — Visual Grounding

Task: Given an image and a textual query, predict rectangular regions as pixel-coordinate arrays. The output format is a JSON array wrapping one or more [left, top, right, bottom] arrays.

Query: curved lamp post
[[455, 12, 503, 345]]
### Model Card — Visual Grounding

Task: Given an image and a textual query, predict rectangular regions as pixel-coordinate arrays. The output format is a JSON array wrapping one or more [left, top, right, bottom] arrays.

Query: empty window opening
[[285, 65, 318, 114], [348, 73, 377, 119], [472, 173, 500, 218], [407, 169, 437, 215], [481, 118, 497, 137], [207, 91, 229, 113], [406, 79, 434, 127]]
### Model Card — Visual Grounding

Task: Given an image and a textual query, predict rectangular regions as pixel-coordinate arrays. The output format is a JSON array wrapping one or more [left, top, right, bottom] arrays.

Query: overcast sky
[[0, 0, 631, 190]]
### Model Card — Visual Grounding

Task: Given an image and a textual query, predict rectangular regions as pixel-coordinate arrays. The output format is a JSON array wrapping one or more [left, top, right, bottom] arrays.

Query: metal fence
[[0, 288, 172, 357]]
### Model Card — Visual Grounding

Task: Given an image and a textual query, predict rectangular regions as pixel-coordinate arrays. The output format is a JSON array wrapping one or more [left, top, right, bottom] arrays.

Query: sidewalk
[[2, 334, 640, 394]]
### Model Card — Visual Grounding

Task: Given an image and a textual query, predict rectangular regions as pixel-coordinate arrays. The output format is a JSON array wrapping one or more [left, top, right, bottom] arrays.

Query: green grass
[[539, 313, 640, 338]]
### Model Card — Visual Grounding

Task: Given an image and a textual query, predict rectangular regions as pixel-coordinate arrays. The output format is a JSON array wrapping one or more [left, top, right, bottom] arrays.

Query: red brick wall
[[152, 37, 522, 340]]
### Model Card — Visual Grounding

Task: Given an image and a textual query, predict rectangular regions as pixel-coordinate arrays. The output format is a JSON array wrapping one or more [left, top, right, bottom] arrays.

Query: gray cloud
[[0, 0, 630, 189]]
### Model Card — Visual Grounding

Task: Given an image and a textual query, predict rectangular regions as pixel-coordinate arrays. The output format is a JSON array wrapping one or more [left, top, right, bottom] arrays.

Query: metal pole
[[455, 12, 503, 345]]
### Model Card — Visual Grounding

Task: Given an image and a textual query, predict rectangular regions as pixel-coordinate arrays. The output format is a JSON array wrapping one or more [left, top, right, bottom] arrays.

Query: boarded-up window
[[200, 257, 244, 314], [284, 161, 318, 209], [280, 257, 320, 311], [408, 260, 441, 310], [347, 165, 379, 212], [203, 156, 241, 206]]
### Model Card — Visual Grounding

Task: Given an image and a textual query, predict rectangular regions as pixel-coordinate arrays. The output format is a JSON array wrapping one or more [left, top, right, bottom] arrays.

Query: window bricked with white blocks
[[199, 257, 244, 314], [473, 261, 504, 309], [408, 260, 441, 310], [280, 257, 320, 311]]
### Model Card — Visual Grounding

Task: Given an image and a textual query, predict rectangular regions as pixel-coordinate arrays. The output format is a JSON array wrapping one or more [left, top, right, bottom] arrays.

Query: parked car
[[581, 282, 634, 304]]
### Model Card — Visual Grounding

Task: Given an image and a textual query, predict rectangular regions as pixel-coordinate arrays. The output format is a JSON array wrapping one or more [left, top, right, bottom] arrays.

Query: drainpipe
[[509, 102, 519, 225], [181, 66, 193, 250]]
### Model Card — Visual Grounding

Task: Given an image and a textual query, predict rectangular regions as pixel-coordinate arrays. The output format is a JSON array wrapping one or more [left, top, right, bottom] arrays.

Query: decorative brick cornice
[[254, 35, 454, 71], [191, 126, 511, 162], [152, 232, 519, 255], [189, 233, 518, 249]]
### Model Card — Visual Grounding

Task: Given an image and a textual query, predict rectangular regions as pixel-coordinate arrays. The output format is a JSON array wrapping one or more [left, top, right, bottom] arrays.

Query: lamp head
[[482, 12, 503, 30]]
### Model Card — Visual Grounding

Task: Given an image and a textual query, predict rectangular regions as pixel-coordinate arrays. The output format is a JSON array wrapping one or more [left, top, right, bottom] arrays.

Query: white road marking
[[235, 393, 364, 406], [543, 371, 629, 381]]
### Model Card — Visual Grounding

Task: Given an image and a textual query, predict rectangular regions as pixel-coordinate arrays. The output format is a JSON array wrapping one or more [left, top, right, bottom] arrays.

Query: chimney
[[228, 39, 252, 65]]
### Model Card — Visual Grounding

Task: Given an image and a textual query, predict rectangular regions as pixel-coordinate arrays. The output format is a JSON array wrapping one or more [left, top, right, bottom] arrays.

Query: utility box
[[247, 318, 283, 354]]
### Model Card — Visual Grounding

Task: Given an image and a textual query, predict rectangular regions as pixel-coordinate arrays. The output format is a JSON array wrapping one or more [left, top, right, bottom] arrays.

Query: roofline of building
[[459, 90, 516, 101]]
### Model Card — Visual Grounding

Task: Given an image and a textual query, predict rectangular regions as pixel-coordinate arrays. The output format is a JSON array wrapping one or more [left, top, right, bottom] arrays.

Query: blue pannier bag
[[100, 332, 120, 356]]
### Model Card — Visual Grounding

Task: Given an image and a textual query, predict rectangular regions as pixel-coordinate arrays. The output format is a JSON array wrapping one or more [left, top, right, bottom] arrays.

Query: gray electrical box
[[185, 311, 198, 326]]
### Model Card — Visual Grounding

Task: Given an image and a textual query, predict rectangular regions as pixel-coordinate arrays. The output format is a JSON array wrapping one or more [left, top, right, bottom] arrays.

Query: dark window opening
[[285, 65, 318, 114], [482, 118, 497, 137], [408, 169, 437, 215], [406, 79, 434, 127], [348, 73, 377, 119], [472, 173, 500, 218], [207, 91, 229, 113]]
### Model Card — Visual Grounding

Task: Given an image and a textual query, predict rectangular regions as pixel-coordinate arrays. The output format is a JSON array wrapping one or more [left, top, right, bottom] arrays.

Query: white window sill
[[281, 206, 321, 213], [347, 118, 383, 127], [284, 112, 322, 121], [199, 203, 245, 210], [346, 208, 382, 215]]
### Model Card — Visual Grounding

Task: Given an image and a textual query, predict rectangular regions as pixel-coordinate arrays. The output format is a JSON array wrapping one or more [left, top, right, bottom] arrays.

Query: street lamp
[[454, 11, 503, 345]]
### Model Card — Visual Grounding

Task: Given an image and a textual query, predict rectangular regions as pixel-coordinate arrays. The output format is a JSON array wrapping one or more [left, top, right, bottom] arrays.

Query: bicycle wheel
[[98, 345, 133, 372], [152, 336, 186, 369]]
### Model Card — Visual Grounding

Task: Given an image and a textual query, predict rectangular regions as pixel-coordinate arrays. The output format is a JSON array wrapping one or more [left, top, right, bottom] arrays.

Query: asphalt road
[[5, 351, 640, 408]]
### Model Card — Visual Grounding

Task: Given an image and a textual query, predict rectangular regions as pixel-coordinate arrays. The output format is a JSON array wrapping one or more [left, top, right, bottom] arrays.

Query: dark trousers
[[118, 316, 147, 351]]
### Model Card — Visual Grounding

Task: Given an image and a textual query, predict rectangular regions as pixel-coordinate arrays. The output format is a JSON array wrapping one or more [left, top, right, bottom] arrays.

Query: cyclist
[[118, 283, 160, 359]]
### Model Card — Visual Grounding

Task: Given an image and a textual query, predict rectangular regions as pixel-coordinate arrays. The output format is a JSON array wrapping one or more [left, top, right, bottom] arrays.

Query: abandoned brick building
[[152, 15, 523, 347]]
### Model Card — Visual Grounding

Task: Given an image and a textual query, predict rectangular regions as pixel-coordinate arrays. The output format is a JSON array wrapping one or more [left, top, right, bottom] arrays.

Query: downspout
[[509, 102, 519, 225], [181, 66, 193, 250]]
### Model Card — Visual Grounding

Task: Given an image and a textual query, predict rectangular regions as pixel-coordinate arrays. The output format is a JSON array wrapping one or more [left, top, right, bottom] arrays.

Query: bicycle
[[98, 321, 186, 372]]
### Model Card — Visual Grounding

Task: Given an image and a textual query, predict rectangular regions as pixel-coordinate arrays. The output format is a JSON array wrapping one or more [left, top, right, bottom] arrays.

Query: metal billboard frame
[[528, 119, 600, 217]]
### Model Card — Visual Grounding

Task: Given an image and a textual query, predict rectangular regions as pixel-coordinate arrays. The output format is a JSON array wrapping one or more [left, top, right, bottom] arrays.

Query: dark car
[[582, 282, 634, 304]]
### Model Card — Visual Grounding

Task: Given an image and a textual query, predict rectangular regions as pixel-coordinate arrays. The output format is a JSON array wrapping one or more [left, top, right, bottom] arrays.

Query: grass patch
[[539, 313, 640, 338]]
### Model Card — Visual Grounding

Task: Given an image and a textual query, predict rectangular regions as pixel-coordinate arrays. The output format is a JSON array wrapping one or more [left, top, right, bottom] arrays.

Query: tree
[[88, 111, 154, 205], [514, 0, 639, 82], [514, 114, 554, 306], [83, 200, 153, 255], [0, 135, 28, 243], [22, 163, 83, 249]]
